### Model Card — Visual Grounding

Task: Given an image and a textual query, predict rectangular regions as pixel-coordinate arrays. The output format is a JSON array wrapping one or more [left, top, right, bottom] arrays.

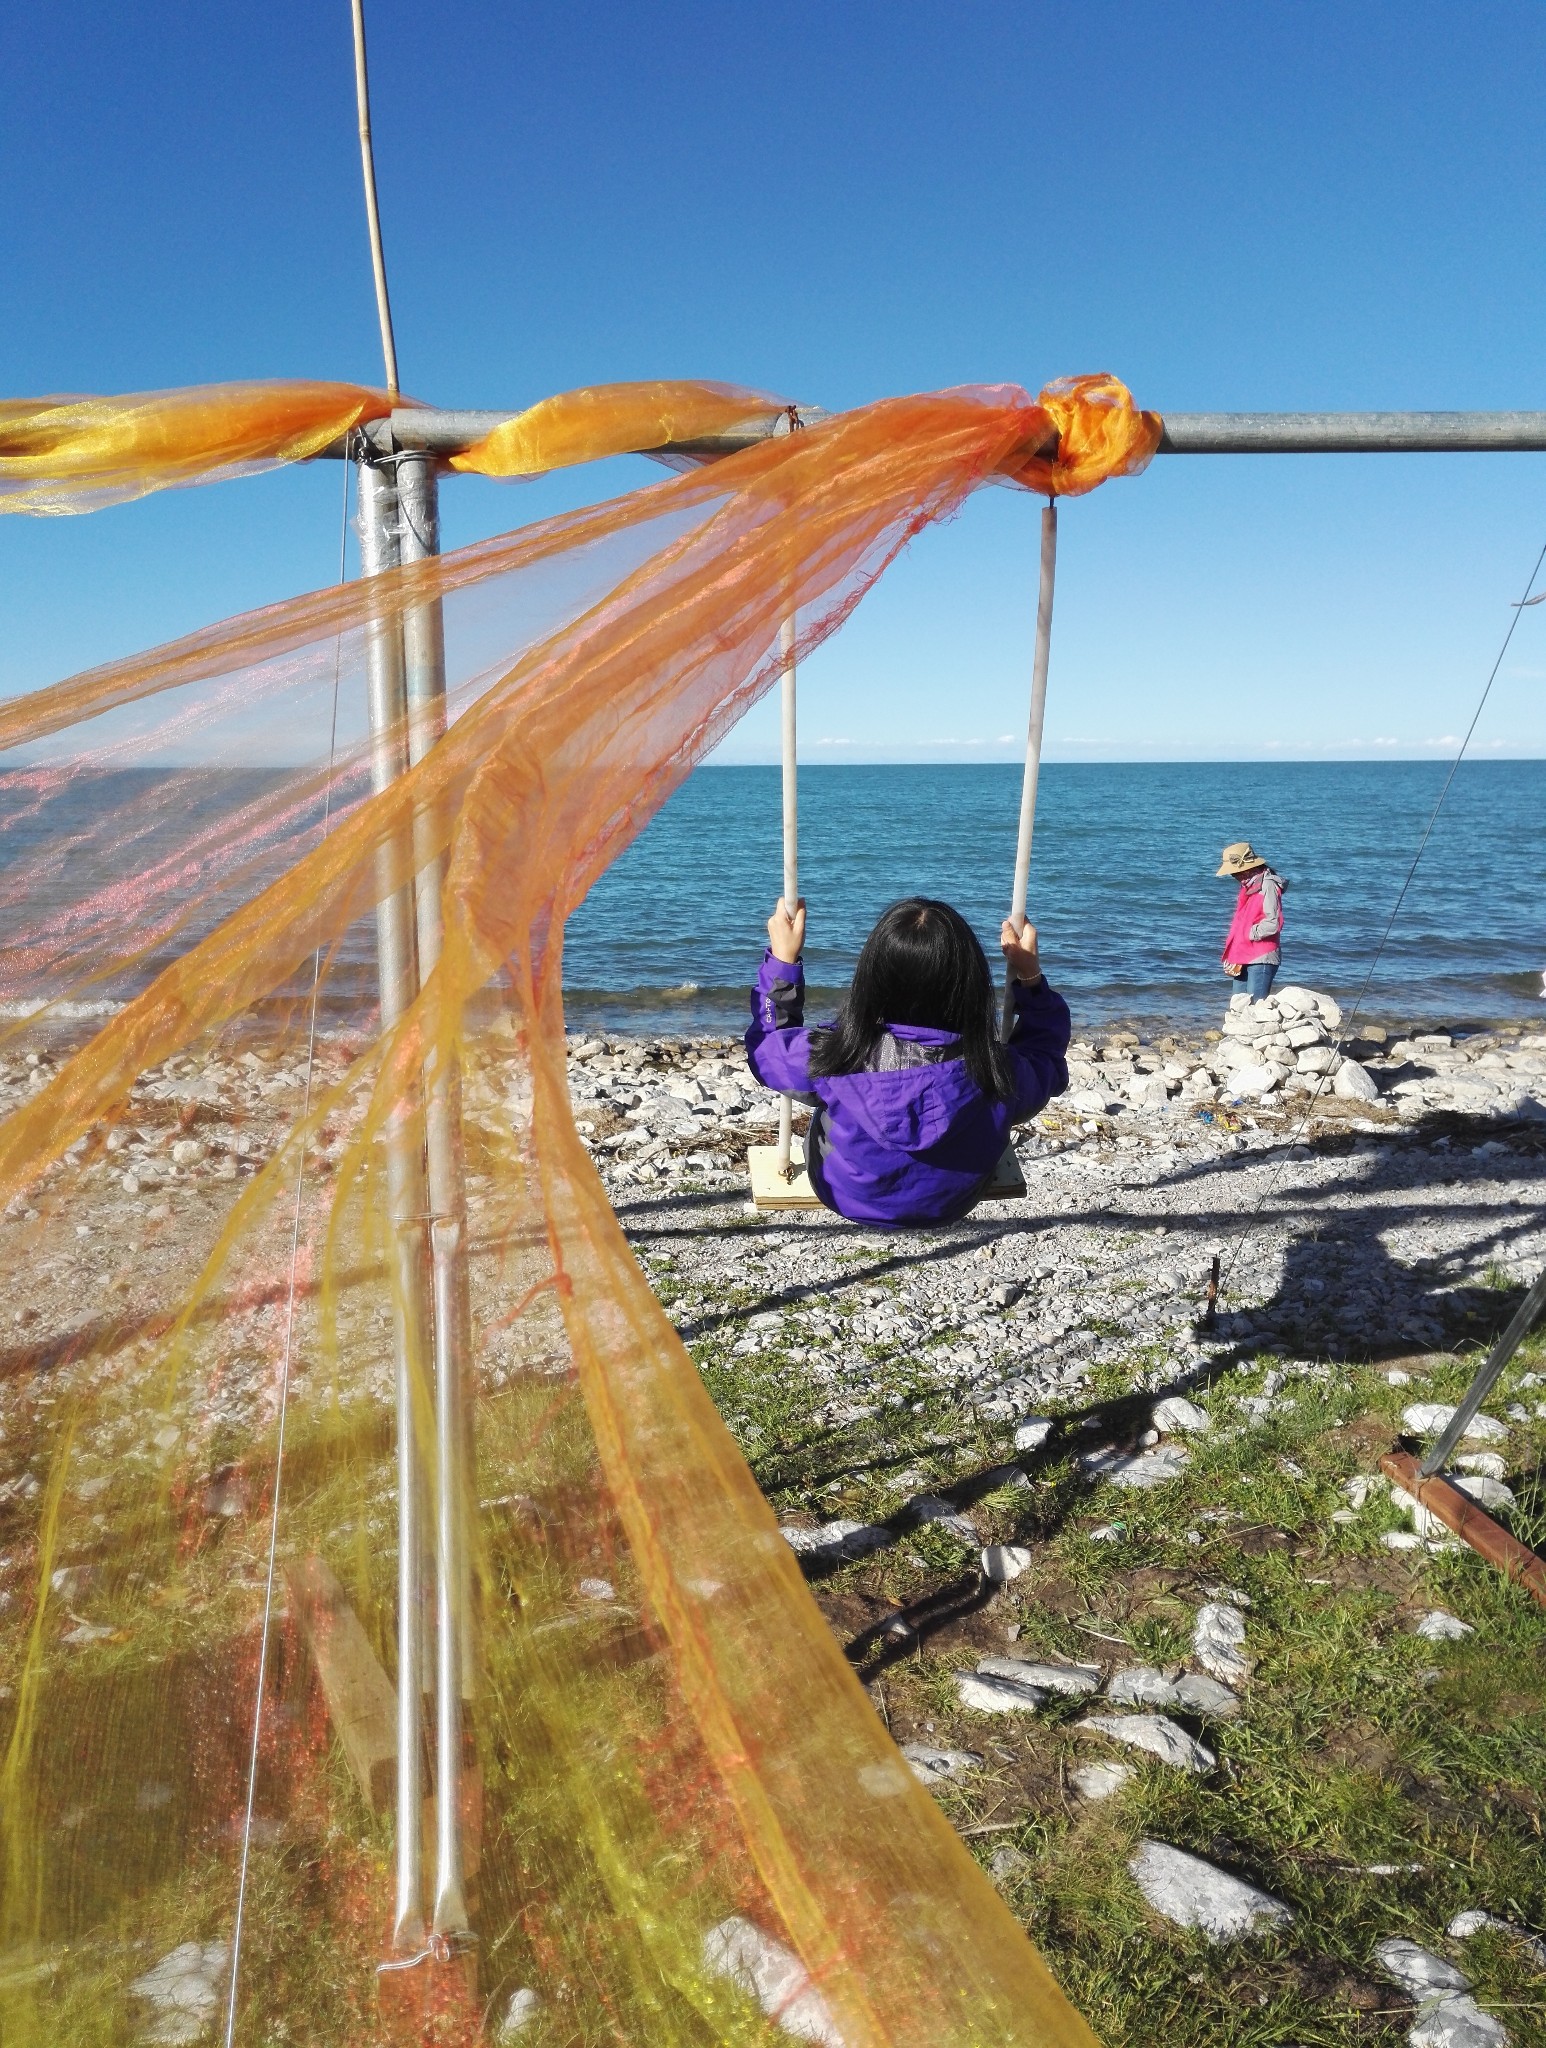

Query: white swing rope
[[1209, 530, 1546, 1313], [223, 450, 354, 2047]]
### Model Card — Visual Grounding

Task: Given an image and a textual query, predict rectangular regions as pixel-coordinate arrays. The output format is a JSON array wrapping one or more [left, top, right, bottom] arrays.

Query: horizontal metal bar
[[336, 406, 825, 462], [325, 405, 1546, 466], [1158, 411, 1546, 454]]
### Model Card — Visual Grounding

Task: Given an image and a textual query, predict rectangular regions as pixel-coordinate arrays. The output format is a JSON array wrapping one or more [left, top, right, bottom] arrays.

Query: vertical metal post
[[395, 450, 474, 1943], [1001, 501, 1057, 1040], [358, 454, 431, 1953], [775, 614, 799, 1179]]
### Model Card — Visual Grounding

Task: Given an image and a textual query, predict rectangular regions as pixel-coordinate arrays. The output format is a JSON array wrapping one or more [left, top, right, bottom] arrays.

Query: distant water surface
[[563, 761, 1545, 1036]]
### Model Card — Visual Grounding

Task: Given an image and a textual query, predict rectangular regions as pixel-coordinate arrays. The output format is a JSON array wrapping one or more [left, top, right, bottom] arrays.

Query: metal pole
[[1418, 1265, 1546, 1478], [395, 450, 475, 1943], [775, 614, 798, 1180], [357, 454, 431, 1951], [1001, 501, 1057, 1040], [348, 0, 399, 396]]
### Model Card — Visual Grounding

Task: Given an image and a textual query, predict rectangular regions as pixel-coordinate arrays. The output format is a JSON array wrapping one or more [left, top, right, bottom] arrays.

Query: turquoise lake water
[[562, 760, 1545, 1036]]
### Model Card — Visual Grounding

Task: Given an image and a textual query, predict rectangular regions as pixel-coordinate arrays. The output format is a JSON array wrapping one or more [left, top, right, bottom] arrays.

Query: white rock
[[128, 1941, 229, 2045], [1082, 1444, 1191, 1490], [1409, 1995, 1510, 2047], [1227, 1063, 1282, 1099], [1334, 1059, 1380, 1102], [1128, 1840, 1293, 1940], [979, 1656, 1100, 1698], [1454, 1453, 1507, 1481], [1376, 1938, 1472, 2000], [1106, 1666, 1180, 1708], [1448, 1909, 1546, 1967], [1013, 1415, 1054, 1451], [1402, 1404, 1509, 1445], [1069, 1760, 1135, 1802], [955, 1669, 1045, 1714], [981, 1544, 1034, 1584], [1297, 1045, 1341, 1075], [1415, 1611, 1474, 1641], [1153, 1395, 1210, 1434], [1175, 1672, 1244, 1719], [1383, 1530, 1425, 1551], [901, 1744, 982, 1785], [1077, 1713, 1215, 1774], [1452, 1474, 1515, 1515], [1193, 1602, 1252, 1686], [496, 1988, 542, 2040], [702, 1916, 844, 2045]]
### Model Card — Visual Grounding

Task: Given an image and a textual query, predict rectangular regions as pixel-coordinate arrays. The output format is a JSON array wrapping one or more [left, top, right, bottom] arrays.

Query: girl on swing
[[746, 895, 1070, 1228]]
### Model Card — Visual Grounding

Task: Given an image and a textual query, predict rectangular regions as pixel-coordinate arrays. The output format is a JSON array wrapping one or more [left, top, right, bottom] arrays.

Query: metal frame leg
[[396, 451, 475, 1943]]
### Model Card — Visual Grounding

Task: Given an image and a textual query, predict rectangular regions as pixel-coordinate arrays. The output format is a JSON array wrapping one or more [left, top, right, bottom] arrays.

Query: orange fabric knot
[[1001, 372, 1162, 498]]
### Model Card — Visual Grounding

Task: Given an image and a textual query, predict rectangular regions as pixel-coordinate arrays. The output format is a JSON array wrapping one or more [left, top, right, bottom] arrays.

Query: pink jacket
[[1222, 869, 1285, 967]]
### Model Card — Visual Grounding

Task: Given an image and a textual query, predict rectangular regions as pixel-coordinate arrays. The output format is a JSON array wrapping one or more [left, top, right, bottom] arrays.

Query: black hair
[[807, 897, 1018, 1100]]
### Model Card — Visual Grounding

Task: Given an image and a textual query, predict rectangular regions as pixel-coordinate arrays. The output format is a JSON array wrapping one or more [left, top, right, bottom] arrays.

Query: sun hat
[[1216, 840, 1267, 877]]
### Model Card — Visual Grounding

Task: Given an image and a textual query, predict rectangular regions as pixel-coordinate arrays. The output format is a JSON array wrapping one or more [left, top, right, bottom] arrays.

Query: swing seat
[[747, 1139, 1027, 1213]]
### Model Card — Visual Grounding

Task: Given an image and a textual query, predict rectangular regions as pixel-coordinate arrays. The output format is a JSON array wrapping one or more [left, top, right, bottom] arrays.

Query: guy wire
[[1211, 532, 1546, 1308], [224, 447, 354, 2047]]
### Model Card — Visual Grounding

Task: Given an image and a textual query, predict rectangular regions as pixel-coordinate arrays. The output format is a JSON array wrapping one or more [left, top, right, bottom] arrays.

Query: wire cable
[[223, 450, 354, 2047], [1213, 533, 1546, 1305]]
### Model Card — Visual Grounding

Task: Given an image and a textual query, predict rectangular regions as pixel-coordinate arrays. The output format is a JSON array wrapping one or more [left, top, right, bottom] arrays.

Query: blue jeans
[[1245, 960, 1278, 1001]]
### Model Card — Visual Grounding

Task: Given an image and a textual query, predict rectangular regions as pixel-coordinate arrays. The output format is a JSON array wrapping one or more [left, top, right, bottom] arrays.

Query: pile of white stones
[[1211, 985, 1378, 1106]]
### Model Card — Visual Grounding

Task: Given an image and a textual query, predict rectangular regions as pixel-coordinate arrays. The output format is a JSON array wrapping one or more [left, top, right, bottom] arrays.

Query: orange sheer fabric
[[450, 378, 793, 478], [0, 381, 396, 515], [0, 380, 1149, 2045]]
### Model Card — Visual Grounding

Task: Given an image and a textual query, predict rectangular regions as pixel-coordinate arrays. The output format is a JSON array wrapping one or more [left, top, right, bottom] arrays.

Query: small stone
[[1415, 1611, 1473, 1642], [169, 1138, 206, 1167], [129, 1940, 230, 2045], [1077, 1713, 1215, 1774], [1153, 1395, 1210, 1434], [901, 1744, 982, 1785], [981, 1544, 1034, 1584], [955, 1669, 1045, 1714], [1447, 1909, 1546, 1967], [1013, 1416, 1054, 1452], [702, 1916, 843, 2046], [1376, 1938, 1472, 2000], [1193, 1602, 1252, 1686], [1106, 1666, 1180, 1708], [978, 1656, 1100, 1698], [1128, 1840, 1293, 1940], [1402, 1403, 1508, 1445], [1333, 1059, 1380, 1102], [1409, 1995, 1511, 2047], [1453, 1453, 1507, 1481], [496, 1988, 541, 2040], [1082, 1444, 1191, 1490], [1451, 1474, 1515, 1515], [1069, 1760, 1135, 1801], [1174, 1672, 1244, 1719], [989, 1844, 1032, 1886], [577, 1577, 616, 1601]]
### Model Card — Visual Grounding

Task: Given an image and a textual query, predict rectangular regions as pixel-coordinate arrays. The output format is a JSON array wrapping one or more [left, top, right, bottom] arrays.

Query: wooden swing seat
[[747, 1137, 1026, 1212]]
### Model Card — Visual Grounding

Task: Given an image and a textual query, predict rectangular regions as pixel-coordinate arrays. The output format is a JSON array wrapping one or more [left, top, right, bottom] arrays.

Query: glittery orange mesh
[[0, 378, 1151, 2045]]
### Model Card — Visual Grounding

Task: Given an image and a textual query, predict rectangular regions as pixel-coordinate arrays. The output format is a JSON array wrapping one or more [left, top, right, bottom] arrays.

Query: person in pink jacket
[[1217, 840, 1286, 1001]]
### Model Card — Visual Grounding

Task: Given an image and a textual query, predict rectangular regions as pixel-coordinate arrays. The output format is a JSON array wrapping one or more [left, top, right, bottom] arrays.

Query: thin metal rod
[[1001, 502, 1056, 1040], [776, 614, 798, 1180], [396, 450, 474, 1942], [326, 405, 828, 462], [349, 0, 400, 396], [1418, 1266, 1546, 1479], [1158, 411, 1546, 454], [358, 456, 431, 1950]]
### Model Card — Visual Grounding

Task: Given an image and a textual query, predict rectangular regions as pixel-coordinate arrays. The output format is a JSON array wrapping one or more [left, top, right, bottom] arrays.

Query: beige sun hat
[[1216, 840, 1267, 877]]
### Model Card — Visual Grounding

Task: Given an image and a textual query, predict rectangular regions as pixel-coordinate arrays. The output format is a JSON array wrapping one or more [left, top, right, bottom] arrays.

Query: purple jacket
[[746, 949, 1071, 1227]]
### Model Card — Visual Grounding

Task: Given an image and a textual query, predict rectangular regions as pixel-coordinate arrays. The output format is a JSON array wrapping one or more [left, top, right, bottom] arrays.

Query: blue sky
[[4, 1, 1545, 760]]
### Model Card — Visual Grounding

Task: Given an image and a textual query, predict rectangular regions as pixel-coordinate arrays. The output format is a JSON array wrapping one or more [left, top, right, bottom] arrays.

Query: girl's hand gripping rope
[[1000, 917, 1043, 989], [768, 896, 806, 966]]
